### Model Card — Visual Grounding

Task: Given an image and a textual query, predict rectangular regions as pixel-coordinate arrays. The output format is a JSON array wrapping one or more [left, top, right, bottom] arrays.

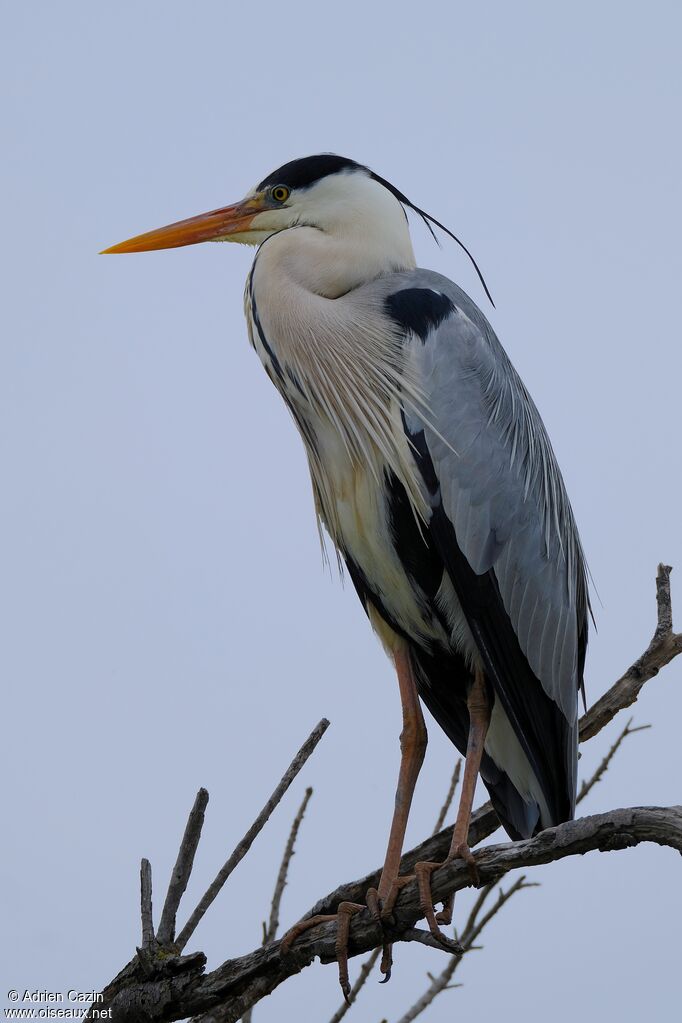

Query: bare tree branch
[[579, 564, 681, 741], [175, 719, 329, 952], [157, 788, 209, 947], [140, 859, 154, 951], [264, 786, 313, 946], [577, 719, 650, 805], [432, 761, 461, 836], [94, 806, 682, 1023], [241, 787, 314, 1023], [394, 876, 537, 1023], [327, 948, 381, 1023], [90, 565, 681, 1023]]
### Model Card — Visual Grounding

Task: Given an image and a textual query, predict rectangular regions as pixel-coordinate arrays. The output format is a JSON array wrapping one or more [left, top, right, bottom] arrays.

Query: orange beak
[[100, 197, 264, 254]]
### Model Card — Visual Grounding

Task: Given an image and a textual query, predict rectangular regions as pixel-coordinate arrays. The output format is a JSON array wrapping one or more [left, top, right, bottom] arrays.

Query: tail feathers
[[480, 757, 541, 841], [412, 646, 549, 842]]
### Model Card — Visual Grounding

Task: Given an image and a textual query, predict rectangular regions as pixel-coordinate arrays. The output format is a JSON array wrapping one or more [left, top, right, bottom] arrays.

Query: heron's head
[[102, 154, 493, 305], [102, 154, 431, 252], [102, 155, 420, 255]]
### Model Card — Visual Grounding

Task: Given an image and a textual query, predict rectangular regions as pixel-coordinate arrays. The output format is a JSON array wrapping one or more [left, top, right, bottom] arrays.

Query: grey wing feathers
[[380, 270, 589, 829], [402, 272, 589, 724]]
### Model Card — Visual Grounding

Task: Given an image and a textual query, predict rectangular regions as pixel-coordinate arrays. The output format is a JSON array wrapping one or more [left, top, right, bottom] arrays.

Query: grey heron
[[104, 154, 589, 994]]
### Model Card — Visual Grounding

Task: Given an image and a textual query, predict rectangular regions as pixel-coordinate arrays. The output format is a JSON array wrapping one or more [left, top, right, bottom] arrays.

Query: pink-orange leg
[[366, 645, 427, 979], [414, 666, 491, 943], [280, 644, 427, 998]]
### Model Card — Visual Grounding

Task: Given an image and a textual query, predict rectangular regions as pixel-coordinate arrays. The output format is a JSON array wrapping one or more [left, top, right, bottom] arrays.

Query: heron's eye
[[271, 185, 290, 204]]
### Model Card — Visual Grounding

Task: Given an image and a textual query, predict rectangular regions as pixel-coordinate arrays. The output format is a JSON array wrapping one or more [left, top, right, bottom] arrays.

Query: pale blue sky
[[1, 2, 680, 1020]]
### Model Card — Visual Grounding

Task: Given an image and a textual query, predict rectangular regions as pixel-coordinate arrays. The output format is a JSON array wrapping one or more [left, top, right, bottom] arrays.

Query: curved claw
[[379, 940, 393, 983]]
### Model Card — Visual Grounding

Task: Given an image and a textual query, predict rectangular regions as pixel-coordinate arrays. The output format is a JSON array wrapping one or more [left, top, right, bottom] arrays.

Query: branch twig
[[327, 948, 381, 1023], [577, 719, 650, 805], [432, 761, 461, 836], [157, 788, 209, 947], [263, 786, 313, 946], [580, 564, 681, 741], [241, 787, 314, 1023], [140, 859, 154, 951], [394, 876, 537, 1023], [175, 719, 329, 952]]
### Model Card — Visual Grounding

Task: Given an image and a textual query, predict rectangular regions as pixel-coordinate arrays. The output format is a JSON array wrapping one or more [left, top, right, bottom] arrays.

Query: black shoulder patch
[[257, 154, 366, 192], [386, 288, 455, 343]]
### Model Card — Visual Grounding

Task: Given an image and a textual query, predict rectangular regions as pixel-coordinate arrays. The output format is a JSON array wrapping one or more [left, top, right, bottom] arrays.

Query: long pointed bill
[[101, 198, 262, 254]]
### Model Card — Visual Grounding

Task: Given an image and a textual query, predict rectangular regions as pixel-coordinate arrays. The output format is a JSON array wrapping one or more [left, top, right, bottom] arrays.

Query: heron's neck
[[255, 211, 416, 300]]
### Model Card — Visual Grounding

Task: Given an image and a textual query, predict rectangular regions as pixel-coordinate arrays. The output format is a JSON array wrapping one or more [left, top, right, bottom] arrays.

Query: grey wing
[[386, 271, 589, 826]]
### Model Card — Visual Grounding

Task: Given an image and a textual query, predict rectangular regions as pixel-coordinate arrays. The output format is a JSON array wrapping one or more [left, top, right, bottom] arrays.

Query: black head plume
[[369, 170, 495, 308]]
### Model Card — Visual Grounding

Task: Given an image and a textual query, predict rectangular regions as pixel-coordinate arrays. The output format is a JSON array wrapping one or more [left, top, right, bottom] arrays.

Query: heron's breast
[[311, 417, 447, 648]]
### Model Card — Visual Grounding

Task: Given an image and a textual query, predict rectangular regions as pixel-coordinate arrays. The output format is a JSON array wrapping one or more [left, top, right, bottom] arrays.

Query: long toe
[[280, 903, 365, 1001], [414, 860, 463, 953], [280, 913, 336, 956], [335, 902, 364, 1002]]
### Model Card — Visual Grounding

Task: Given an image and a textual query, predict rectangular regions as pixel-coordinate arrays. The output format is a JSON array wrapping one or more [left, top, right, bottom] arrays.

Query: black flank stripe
[[384, 470, 442, 602]]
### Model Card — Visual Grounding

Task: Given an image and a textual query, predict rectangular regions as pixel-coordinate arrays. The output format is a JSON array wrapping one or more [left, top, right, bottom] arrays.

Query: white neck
[[245, 174, 426, 544], [254, 173, 417, 299]]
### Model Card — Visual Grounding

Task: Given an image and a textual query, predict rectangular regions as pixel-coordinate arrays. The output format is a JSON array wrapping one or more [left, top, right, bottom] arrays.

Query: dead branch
[[95, 806, 681, 1023], [327, 948, 381, 1023], [175, 719, 329, 953], [577, 718, 650, 804], [140, 859, 154, 951], [157, 788, 209, 946], [264, 786, 313, 946], [90, 565, 681, 1023], [579, 564, 681, 741], [394, 876, 537, 1023], [432, 761, 461, 836], [241, 787, 314, 1023]]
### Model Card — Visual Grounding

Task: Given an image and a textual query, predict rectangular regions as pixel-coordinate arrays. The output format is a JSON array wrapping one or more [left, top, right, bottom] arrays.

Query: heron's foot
[[365, 876, 415, 983], [280, 901, 364, 1002], [455, 840, 481, 888], [414, 844, 478, 945]]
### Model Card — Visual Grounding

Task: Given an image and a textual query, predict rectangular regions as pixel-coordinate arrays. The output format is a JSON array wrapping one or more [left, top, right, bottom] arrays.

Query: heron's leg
[[364, 644, 427, 980], [373, 645, 428, 901], [414, 666, 490, 941], [281, 644, 427, 995]]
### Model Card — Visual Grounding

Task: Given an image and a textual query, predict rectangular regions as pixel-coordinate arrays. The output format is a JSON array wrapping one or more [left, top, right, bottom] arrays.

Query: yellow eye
[[271, 185, 290, 203]]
